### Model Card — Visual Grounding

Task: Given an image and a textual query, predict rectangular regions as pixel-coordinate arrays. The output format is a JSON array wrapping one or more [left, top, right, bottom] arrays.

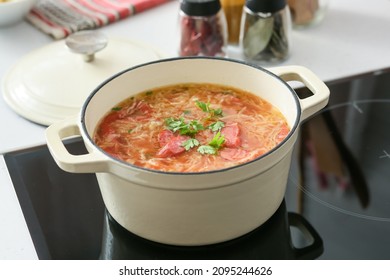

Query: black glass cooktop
[[285, 85, 390, 259], [4, 77, 390, 260]]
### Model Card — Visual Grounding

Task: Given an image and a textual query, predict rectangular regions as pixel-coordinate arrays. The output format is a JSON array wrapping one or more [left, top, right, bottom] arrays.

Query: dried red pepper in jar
[[179, 0, 228, 57]]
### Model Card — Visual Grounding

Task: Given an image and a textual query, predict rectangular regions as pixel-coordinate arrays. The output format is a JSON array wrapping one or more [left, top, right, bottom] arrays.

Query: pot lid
[[2, 31, 167, 126]]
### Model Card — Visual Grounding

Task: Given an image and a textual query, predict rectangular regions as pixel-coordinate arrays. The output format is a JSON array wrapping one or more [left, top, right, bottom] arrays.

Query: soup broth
[[93, 83, 290, 172]]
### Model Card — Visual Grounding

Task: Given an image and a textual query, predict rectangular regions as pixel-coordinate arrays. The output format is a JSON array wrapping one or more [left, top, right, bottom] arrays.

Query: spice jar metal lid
[[245, 0, 286, 14], [180, 0, 221, 16]]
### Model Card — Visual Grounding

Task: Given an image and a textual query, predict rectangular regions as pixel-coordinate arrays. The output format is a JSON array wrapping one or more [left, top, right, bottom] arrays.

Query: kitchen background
[[1, 0, 389, 259]]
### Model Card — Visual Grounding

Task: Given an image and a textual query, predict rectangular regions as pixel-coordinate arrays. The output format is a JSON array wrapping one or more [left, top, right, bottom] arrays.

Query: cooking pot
[[45, 57, 329, 246]]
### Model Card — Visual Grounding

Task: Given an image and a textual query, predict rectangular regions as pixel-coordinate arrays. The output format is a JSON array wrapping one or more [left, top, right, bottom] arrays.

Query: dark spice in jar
[[179, 0, 227, 57], [240, 0, 291, 62]]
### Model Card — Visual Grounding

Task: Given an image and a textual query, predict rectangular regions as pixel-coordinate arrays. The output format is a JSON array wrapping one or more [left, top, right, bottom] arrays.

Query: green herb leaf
[[165, 118, 204, 136], [197, 145, 217, 155], [213, 108, 223, 117], [209, 131, 225, 149], [165, 117, 186, 133], [182, 138, 200, 151], [195, 100, 210, 113], [111, 107, 122, 111], [189, 120, 204, 133], [197, 132, 225, 155], [208, 121, 225, 132], [195, 100, 223, 118]]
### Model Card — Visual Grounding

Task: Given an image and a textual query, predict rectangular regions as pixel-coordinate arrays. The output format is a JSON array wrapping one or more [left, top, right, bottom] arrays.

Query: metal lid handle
[[65, 30, 108, 62]]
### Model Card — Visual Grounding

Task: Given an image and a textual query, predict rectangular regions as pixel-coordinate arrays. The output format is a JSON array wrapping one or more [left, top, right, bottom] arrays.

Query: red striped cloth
[[27, 0, 170, 39]]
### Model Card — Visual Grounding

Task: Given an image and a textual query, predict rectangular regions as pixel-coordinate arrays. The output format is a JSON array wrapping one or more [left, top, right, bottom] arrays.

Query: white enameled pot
[[46, 57, 329, 246]]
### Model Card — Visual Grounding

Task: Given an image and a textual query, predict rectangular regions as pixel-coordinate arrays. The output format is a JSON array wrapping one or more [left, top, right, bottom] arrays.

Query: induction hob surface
[[284, 89, 390, 259]]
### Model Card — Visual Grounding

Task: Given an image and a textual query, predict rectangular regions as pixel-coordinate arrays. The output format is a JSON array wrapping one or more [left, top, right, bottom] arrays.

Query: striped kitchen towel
[[27, 0, 170, 39]]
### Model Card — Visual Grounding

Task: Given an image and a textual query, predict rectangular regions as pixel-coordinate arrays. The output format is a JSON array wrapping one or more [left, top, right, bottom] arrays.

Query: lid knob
[[65, 30, 108, 62]]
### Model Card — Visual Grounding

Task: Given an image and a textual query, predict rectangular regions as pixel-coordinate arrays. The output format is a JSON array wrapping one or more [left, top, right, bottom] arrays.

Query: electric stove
[[4, 82, 390, 260]]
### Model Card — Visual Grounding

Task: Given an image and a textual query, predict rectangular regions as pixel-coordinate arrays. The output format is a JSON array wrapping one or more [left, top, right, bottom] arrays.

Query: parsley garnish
[[213, 108, 223, 116], [111, 107, 122, 111], [182, 138, 200, 151], [195, 101, 223, 118], [197, 145, 216, 155], [208, 121, 225, 132], [197, 132, 225, 155], [195, 100, 209, 112], [165, 117, 204, 136], [164, 101, 226, 155], [209, 131, 225, 149], [165, 117, 184, 132]]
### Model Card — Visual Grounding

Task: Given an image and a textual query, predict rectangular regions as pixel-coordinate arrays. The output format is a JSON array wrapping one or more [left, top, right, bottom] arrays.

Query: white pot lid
[[2, 31, 166, 126]]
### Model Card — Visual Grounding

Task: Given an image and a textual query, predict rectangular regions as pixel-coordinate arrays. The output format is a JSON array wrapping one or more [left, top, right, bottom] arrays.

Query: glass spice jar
[[178, 0, 228, 57], [220, 0, 245, 45], [240, 0, 291, 63], [288, 0, 329, 28]]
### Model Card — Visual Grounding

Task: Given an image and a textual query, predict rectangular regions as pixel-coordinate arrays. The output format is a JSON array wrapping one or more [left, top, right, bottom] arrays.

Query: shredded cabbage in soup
[[93, 83, 290, 172]]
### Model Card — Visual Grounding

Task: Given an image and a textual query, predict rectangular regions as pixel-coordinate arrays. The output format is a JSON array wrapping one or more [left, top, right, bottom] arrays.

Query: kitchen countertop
[[0, 0, 389, 259]]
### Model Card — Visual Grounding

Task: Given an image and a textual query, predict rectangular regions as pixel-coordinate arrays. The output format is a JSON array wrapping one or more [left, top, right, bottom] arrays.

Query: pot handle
[[45, 116, 109, 173], [268, 65, 330, 121], [288, 212, 324, 260]]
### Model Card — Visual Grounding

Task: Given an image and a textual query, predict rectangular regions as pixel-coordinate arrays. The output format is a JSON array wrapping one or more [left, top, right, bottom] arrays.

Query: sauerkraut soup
[[93, 83, 290, 172]]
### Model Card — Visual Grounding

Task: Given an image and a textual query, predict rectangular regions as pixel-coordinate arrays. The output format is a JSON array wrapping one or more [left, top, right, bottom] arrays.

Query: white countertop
[[0, 0, 389, 259]]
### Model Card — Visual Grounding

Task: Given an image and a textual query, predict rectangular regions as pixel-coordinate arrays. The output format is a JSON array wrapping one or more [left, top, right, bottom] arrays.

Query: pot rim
[[79, 56, 301, 175]]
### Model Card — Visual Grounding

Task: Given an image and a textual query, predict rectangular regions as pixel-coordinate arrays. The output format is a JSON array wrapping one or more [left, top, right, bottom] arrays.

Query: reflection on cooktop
[[295, 101, 390, 220], [285, 90, 390, 259], [4, 139, 104, 260]]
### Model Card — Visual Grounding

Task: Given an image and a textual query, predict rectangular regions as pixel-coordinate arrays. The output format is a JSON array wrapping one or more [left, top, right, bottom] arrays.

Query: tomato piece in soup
[[276, 124, 290, 142], [221, 122, 241, 148], [158, 130, 175, 147], [98, 112, 120, 136], [220, 148, 249, 161], [156, 135, 190, 158]]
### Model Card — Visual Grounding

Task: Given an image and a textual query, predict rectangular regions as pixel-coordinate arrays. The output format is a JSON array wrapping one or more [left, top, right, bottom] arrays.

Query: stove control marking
[[352, 101, 363, 113], [379, 150, 390, 159]]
